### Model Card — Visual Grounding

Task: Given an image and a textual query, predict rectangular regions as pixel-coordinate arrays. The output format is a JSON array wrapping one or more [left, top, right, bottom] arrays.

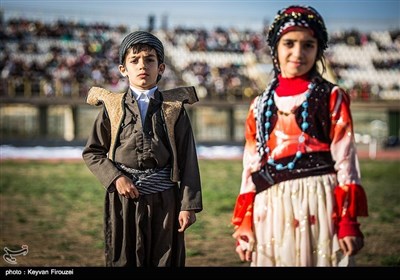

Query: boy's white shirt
[[130, 86, 158, 125]]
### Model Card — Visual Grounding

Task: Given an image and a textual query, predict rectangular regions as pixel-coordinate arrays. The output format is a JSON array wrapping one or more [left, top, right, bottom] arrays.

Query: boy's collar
[[130, 86, 158, 100]]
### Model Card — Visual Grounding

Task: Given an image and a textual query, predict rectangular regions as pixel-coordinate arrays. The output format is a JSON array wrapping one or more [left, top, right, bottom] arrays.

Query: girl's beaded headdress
[[266, 5, 328, 57]]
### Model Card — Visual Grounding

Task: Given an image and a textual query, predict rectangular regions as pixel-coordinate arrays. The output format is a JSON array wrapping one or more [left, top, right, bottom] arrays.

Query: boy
[[82, 31, 203, 267]]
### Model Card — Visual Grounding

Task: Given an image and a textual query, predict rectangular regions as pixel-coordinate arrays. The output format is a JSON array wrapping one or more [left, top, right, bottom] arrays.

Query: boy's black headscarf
[[118, 31, 164, 65]]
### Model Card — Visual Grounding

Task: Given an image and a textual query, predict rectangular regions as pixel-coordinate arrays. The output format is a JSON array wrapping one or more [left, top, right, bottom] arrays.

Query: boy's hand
[[114, 175, 139, 199], [178, 210, 196, 232]]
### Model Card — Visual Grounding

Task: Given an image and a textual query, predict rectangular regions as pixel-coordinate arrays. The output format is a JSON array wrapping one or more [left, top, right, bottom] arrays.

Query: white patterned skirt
[[251, 174, 342, 266]]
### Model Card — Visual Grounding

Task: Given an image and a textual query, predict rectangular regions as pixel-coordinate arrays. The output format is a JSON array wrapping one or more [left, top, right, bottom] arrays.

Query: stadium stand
[[0, 18, 399, 146]]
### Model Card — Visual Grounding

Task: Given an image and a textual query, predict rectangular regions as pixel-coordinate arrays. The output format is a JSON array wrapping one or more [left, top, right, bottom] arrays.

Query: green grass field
[[0, 159, 399, 267]]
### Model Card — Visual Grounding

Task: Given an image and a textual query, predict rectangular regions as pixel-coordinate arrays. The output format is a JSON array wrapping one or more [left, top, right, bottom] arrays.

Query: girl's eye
[[284, 41, 294, 47], [304, 42, 316, 49]]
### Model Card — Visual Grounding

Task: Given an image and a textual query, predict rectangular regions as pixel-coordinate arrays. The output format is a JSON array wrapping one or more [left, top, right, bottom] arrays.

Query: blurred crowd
[[1, 17, 399, 101]]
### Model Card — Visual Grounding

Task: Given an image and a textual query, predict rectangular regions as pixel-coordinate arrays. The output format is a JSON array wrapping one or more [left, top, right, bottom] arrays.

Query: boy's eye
[[128, 57, 155, 64]]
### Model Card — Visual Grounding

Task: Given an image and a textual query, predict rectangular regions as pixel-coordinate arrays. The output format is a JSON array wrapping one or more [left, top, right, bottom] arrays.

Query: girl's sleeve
[[231, 98, 259, 247], [329, 87, 368, 237]]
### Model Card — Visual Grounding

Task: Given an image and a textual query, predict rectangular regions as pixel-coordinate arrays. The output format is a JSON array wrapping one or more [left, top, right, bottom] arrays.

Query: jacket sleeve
[[175, 107, 203, 213], [82, 106, 122, 191]]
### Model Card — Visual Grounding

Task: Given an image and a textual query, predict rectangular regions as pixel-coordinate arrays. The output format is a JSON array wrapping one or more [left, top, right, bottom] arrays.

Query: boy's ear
[[158, 63, 166, 75], [118, 64, 127, 77]]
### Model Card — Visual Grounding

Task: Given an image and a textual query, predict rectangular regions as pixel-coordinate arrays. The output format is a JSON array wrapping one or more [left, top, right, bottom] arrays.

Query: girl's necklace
[[263, 82, 315, 170]]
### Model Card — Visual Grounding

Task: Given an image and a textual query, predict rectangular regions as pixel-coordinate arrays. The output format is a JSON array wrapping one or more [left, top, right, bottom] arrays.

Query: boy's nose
[[138, 59, 146, 68]]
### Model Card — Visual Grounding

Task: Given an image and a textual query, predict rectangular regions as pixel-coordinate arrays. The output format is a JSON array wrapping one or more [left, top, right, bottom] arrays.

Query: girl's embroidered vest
[[265, 79, 336, 184]]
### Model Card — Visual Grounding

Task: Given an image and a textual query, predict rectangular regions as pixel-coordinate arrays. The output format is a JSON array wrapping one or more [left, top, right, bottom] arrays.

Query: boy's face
[[119, 48, 165, 90]]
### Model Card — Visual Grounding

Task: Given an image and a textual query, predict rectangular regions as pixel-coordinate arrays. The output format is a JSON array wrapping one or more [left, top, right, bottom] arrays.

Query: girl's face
[[119, 48, 165, 90], [276, 27, 318, 78]]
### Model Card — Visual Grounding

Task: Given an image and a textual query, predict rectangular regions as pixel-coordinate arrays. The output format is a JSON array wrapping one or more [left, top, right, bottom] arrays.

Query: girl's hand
[[339, 236, 364, 256], [236, 240, 253, 262]]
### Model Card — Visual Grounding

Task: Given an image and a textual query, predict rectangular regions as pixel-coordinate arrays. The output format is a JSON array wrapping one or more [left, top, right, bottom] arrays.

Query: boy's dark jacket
[[83, 86, 202, 213]]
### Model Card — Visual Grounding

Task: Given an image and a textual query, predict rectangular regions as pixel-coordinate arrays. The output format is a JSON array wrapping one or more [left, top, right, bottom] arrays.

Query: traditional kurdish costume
[[83, 31, 202, 267], [232, 6, 368, 266], [83, 86, 202, 266]]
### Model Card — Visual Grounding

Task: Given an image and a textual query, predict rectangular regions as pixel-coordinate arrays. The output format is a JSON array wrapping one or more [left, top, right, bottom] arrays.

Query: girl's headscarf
[[266, 5, 328, 71]]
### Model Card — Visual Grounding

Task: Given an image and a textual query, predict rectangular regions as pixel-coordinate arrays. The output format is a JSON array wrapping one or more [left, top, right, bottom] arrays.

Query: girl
[[232, 5, 368, 266]]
